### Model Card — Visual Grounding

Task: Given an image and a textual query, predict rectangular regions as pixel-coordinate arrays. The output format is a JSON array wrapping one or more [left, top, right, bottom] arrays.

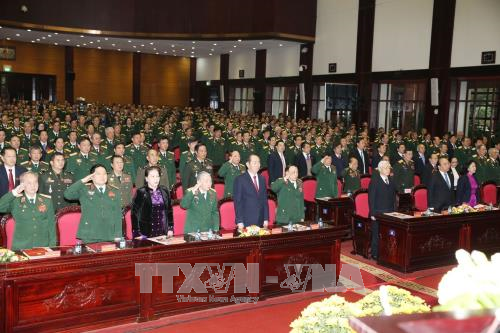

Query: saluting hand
[[81, 172, 95, 183], [13, 183, 25, 197], [189, 183, 200, 193]]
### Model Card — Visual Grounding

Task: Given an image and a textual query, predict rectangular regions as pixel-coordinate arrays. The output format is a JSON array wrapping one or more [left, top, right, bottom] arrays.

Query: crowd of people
[[0, 99, 498, 251]]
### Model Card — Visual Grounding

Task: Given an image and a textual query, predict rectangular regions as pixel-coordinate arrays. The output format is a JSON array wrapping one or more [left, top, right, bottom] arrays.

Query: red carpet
[[89, 240, 450, 333]]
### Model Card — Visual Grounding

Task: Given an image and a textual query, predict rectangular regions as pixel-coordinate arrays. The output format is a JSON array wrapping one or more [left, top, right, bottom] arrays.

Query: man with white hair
[[486, 148, 499, 184], [368, 160, 397, 260]]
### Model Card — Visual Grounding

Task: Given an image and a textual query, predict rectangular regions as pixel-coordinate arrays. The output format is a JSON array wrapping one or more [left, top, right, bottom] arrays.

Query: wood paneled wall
[[73, 48, 133, 104], [0, 40, 65, 101], [140, 54, 191, 106]]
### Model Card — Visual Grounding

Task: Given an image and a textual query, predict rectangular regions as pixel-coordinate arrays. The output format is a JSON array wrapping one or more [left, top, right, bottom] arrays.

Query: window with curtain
[[228, 87, 254, 114], [265, 85, 297, 118]]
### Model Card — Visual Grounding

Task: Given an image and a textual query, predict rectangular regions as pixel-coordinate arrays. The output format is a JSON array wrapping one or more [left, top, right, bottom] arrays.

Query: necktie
[[384, 178, 389, 185], [201, 161, 205, 168], [8, 169, 14, 191], [444, 173, 450, 188], [42, 143, 46, 150], [83, 155, 87, 159], [99, 187, 104, 194], [30, 198, 34, 205], [327, 167, 331, 172], [307, 154, 310, 160], [117, 176, 121, 183], [253, 175, 259, 192]]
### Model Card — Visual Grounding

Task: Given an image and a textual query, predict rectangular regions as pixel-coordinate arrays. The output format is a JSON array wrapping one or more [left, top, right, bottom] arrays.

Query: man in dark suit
[[368, 160, 396, 260], [413, 144, 427, 176], [371, 143, 387, 170], [349, 137, 370, 174], [422, 153, 439, 187], [233, 154, 269, 228], [332, 143, 347, 178], [267, 140, 287, 185], [428, 156, 455, 212], [391, 143, 406, 166], [294, 142, 315, 178], [0, 147, 27, 198]]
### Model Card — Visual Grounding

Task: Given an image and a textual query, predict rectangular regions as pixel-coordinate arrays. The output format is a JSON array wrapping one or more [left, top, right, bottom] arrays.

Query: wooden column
[[189, 57, 197, 107], [64, 46, 74, 103], [220, 54, 229, 111], [132, 53, 141, 105], [254, 49, 267, 115], [426, 0, 456, 135], [298, 43, 314, 119], [355, 0, 376, 126]]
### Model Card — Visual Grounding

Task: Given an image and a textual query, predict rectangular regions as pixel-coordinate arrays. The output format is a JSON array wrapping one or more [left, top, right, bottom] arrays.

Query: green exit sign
[[2, 65, 12, 72]]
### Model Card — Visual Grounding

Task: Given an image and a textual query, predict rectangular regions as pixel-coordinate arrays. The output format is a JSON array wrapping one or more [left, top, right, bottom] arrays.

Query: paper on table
[[383, 212, 416, 219]]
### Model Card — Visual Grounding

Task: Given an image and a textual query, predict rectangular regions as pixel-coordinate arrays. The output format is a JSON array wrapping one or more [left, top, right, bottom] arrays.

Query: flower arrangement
[[451, 204, 477, 214], [238, 225, 270, 237], [434, 249, 500, 312], [0, 248, 22, 263], [290, 286, 430, 332]]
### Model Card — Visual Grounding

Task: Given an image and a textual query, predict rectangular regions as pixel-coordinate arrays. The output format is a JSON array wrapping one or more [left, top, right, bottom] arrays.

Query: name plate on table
[[22, 247, 61, 259], [383, 212, 416, 219], [86, 243, 117, 252], [404, 188, 412, 194], [148, 235, 186, 245]]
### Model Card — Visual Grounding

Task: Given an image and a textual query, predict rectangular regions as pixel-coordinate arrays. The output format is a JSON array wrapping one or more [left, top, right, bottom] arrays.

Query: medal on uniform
[[48, 184, 52, 193]]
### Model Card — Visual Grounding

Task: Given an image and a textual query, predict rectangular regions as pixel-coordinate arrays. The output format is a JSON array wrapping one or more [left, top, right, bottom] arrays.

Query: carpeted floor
[[89, 240, 452, 333]]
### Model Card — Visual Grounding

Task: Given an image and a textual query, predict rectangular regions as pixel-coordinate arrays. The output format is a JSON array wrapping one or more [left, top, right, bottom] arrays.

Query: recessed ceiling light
[[15, 33, 20, 37], [36, 38, 40, 41], [181, 48, 185, 51], [97, 46, 101, 49], [89, 41, 93, 44], [76, 44, 80, 47], [133, 45, 137, 48], [54, 42, 58, 45], [66, 39, 70, 42], [118, 49, 121, 51], [80, 35, 84, 38], [229, 50, 233, 53], [163, 51, 167, 54], [155, 52, 159, 55], [137, 50, 141, 53], [0, 26, 3, 29], [150, 42, 154, 45], [111, 43, 115, 46], [97, 40, 101, 42], [238, 39, 242, 42], [153, 48, 156, 50], [190, 55, 194, 58], [31, 40, 35, 43], [54, 32, 58, 35], [192, 41, 196, 44], [211, 49, 214, 51], [209, 53, 212, 56], [83, 43, 87, 46], [128, 40, 132, 43], [192, 46, 195, 50], [233, 45, 237, 48], [47, 34, 52, 37], [104, 37, 108, 41], [191, 51, 194, 54], [171, 44, 175, 47], [259, 41, 263, 45], [41, 36, 45, 39], [6, 37, 11, 40], [27, 29, 31, 32], [279, 44, 283, 47], [141, 44, 144, 47], [213, 43, 217, 46], [173, 50, 176, 52], [252, 47, 256, 50]]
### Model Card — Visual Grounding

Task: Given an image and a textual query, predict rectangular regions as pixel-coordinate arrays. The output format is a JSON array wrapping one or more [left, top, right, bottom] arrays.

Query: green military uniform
[[180, 188, 220, 233], [270, 178, 305, 225], [124, 144, 148, 170], [455, 146, 475, 170], [64, 181, 123, 243], [63, 142, 79, 155], [9, 127, 23, 138], [0, 192, 56, 250], [12, 148, 29, 165], [48, 129, 66, 143], [20, 133, 39, 149], [182, 158, 214, 191], [473, 155, 489, 185], [285, 145, 302, 165], [311, 144, 328, 162], [20, 160, 49, 174], [179, 150, 196, 179], [46, 149, 71, 162], [343, 167, 361, 194], [91, 144, 110, 159], [485, 158, 500, 185], [258, 144, 274, 169], [312, 161, 338, 198], [107, 172, 133, 208], [65, 152, 99, 181], [207, 137, 227, 166], [217, 161, 246, 198], [393, 159, 415, 193], [39, 169, 75, 212], [238, 143, 255, 165], [103, 155, 137, 184], [158, 150, 176, 189]]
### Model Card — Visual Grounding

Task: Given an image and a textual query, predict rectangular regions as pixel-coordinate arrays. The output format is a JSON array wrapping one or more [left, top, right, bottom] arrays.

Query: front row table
[[0, 222, 348, 333], [376, 209, 500, 273]]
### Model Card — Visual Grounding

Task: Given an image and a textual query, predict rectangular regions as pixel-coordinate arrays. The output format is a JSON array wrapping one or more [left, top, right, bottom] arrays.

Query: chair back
[[302, 177, 317, 202], [481, 181, 498, 205], [259, 168, 269, 188], [0, 215, 15, 249], [123, 206, 133, 240], [353, 189, 370, 218], [173, 147, 181, 162], [337, 179, 343, 197], [218, 199, 236, 230], [267, 198, 277, 228], [412, 185, 428, 212], [173, 201, 187, 235], [360, 175, 371, 189], [413, 174, 421, 186], [214, 182, 225, 200], [172, 182, 184, 200], [56, 206, 82, 246]]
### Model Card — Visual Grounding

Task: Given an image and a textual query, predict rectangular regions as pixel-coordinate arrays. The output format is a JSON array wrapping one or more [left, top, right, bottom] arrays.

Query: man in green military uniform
[[182, 143, 213, 191], [312, 156, 338, 199], [179, 138, 198, 180], [180, 171, 219, 233], [64, 164, 123, 243], [206, 128, 226, 167], [107, 155, 133, 208], [8, 135, 30, 164], [65, 137, 100, 180], [455, 137, 474, 171], [20, 122, 39, 149], [39, 152, 75, 212], [217, 150, 246, 198], [90, 133, 110, 159], [157, 137, 176, 189], [286, 135, 303, 164], [45, 137, 71, 162], [103, 143, 136, 184], [473, 145, 489, 185], [125, 133, 148, 170], [311, 136, 327, 162], [239, 132, 256, 164], [343, 157, 361, 194], [20, 146, 49, 174], [393, 150, 415, 193], [270, 165, 305, 225], [486, 148, 500, 185], [0, 172, 56, 250], [64, 131, 80, 155]]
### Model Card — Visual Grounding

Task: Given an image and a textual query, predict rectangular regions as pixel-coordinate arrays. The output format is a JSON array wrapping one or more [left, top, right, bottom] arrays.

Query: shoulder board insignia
[[69, 152, 77, 156], [39, 193, 52, 198], [108, 184, 119, 190]]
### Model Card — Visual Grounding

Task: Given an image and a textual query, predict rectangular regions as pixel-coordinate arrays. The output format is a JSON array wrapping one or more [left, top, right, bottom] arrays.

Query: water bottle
[[488, 202, 493, 211], [447, 206, 452, 215], [74, 240, 82, 255], [318, 218, 324, 229], [208, 228, 213, 240], [195, 229, 201, 241], [288, 221, 293, 232], [119, 237, 126, 249], [347, 190, 352, 197]]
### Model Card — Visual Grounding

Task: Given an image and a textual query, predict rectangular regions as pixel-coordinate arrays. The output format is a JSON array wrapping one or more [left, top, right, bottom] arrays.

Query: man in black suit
[[332, 143, 347, 178], [267, 140, 287, 185], [0, 147, 27, 198], [371, 143, 387, 170], [233, 154, 269, 228], [294, 142, 315, 178], [391, 143, 406, 166], [428, 156, 455, 212], [422, 153, 439, 187], [368, 160, 396, 260], [349, 137, 370, 174], [413, 144, 427, 176]]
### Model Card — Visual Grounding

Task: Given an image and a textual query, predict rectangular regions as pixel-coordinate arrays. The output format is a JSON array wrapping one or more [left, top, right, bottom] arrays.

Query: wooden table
[[0, 225, 348, 333], [377, 210, 500, 272], [316, 196, 354, 237]]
